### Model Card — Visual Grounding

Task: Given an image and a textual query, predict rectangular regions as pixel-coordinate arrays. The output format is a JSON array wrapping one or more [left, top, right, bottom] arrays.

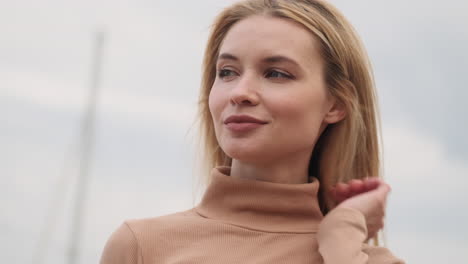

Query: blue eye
[[218, 69, 237, 79], [265, 70, 293, 79]]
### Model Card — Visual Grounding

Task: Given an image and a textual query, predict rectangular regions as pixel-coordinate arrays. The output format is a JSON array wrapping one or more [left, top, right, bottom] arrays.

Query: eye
[[265, 69, 294, 79], [218, 69, 238, 80]]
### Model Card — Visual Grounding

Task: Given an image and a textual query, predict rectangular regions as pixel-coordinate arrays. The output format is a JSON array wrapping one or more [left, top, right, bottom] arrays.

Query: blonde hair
[[197, 0, 381, 216]]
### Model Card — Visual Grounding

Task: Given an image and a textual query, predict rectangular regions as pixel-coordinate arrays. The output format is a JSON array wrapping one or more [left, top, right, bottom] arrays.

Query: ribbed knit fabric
[[100, 167, 404, 264]]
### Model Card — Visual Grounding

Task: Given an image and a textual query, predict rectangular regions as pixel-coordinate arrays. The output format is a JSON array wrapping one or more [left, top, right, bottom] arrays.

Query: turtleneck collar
[[195, 166, 324, 233]]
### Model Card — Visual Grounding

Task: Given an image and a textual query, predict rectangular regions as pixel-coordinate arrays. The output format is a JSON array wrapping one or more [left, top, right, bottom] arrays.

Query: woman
[[101, 0, 404, 263]]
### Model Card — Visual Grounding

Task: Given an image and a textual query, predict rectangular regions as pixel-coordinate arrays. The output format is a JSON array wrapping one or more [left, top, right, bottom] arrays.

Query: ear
[[323, 98, 346, 124]]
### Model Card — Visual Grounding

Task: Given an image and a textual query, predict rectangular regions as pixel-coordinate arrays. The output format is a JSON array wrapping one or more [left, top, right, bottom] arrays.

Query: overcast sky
[[2, 0, 467, 263]]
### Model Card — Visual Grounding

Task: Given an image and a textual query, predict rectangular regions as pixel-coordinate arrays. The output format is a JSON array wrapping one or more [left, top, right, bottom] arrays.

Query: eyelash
[[218, 69, 238, 78], [265, 69, 294, 79], [217, 68, 294, 80]]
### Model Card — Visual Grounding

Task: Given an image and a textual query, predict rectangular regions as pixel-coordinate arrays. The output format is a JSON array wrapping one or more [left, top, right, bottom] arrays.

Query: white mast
[[68, 30, 106, 264]]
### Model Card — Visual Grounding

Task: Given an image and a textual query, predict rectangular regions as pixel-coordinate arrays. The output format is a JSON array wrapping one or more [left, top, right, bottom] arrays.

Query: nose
[[230, 74, 260, 106]]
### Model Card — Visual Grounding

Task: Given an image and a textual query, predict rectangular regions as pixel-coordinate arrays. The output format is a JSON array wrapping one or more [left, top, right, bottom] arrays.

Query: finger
[[364, 178, 380, 191], [377, 182, 391, 194], [330, 185, 348, 203], [374, 182, 391, 203], [335, 182, 351, 202], [349, 179, 365, 196]]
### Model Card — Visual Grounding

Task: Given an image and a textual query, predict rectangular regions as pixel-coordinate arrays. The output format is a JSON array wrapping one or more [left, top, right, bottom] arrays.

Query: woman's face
[[208, 15, 344, 165]]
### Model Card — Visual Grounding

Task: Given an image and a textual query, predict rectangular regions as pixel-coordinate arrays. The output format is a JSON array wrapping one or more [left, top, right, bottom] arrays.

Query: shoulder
[[363, 244, 406, 264], [100, 222, 142, 264], [124, 208, 200, 236], [100, 208, 198, 264]]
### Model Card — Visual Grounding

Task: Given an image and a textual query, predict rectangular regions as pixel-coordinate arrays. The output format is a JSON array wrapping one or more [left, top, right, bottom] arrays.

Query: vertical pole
[[68, 30, 105, 264]]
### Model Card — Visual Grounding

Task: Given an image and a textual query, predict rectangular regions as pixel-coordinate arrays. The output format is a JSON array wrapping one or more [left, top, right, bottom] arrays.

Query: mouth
[[224, 115, 268, 133], [224, 115, 268, 125]]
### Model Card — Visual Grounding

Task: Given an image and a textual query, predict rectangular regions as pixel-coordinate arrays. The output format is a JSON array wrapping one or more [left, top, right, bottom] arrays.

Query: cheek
[[270, 93, 329, 136], [208, 88, 222, 120], [275, 95, 326, 120]]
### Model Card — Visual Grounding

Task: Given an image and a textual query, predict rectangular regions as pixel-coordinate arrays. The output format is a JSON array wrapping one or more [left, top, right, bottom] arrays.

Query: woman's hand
[[330, 178, 391, 240]]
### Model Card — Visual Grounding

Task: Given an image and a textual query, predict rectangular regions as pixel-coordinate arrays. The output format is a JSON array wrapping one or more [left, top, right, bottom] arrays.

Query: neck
[[230, 150, 312, 184]]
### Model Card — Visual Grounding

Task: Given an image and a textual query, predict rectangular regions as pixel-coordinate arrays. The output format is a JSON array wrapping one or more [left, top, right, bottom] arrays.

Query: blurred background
[[2, 0, 467, 263]]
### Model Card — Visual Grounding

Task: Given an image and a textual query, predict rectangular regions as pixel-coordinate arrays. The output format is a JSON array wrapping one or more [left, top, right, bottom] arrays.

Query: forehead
[[219, 15, 321, 63]]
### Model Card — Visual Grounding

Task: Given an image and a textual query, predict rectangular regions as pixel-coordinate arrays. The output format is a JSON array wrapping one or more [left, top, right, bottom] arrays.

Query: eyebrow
[[262, 55, 300, 67], [217, 53, 301, 67], [217, 53, 239, 62]]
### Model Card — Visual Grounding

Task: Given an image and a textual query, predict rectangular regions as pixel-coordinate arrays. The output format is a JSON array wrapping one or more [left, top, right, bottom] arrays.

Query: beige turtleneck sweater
[[100, 167, 404, 264]]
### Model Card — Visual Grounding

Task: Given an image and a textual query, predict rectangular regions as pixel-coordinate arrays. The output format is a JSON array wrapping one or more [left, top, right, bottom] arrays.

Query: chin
[[222, 142, 272, 165]]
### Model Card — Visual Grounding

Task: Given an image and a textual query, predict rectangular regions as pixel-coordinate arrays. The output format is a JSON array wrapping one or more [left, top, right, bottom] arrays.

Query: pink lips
[[224, 115, 268, 132]]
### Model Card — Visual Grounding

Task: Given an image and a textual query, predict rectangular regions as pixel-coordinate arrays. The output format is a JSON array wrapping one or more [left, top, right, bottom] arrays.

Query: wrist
[[318, 206, 368, 243]]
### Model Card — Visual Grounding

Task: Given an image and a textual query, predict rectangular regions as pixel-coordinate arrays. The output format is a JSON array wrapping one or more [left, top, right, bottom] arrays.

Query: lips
[[224, 115, 268, 133], [224, 115, 268, 125]]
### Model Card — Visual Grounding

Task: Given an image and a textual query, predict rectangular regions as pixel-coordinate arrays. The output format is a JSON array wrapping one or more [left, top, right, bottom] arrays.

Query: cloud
[[383, 121, 468, 262], [383, 121, 468, 202], [331, 0, 468, 158], [388, 232, 468, 263], [2, 0, 467, 263], [2, 66, 196, 130], [1, 98, 198, 263]]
